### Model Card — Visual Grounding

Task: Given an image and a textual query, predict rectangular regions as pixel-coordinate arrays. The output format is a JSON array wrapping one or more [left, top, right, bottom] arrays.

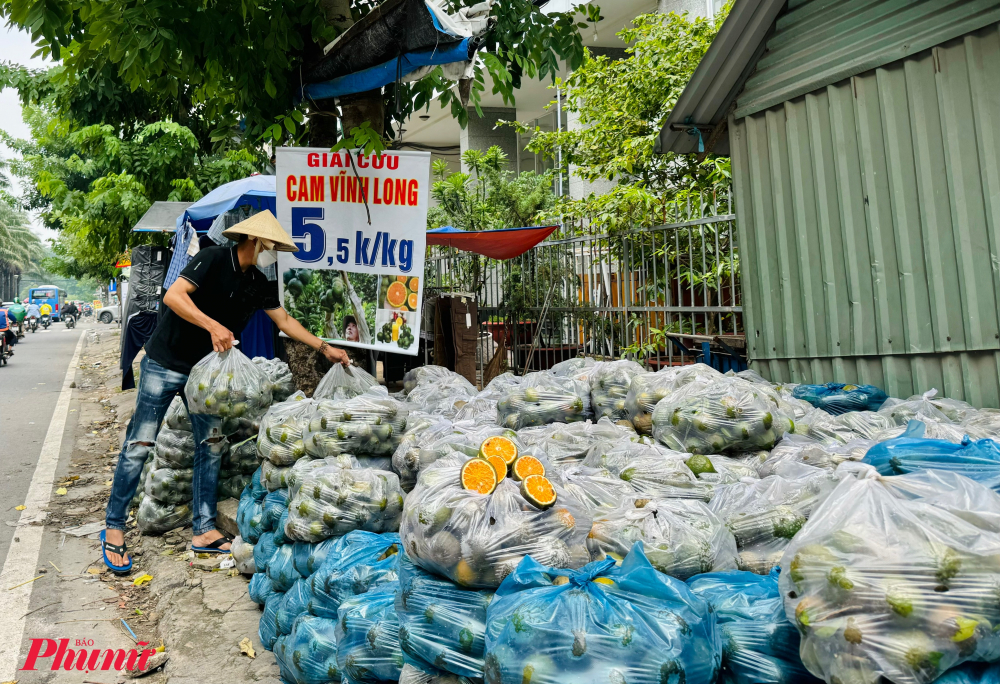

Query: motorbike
[[65, 314, 76, 329], [40, 313, 51, 330], [27, 316, 38, 333], [0, 332, 12, 366]]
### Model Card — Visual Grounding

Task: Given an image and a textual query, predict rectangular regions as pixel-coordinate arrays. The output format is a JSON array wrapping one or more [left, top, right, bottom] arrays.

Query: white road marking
[[0, 329, 85, 679]]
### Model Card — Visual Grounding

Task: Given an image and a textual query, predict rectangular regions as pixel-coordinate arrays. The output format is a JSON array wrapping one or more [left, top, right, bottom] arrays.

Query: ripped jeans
[[106, 355, 225, 535]]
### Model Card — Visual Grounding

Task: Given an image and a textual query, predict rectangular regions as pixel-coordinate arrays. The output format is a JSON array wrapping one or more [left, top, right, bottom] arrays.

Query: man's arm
[[162, 278, 236, 352], [265, 307, 350, 366]]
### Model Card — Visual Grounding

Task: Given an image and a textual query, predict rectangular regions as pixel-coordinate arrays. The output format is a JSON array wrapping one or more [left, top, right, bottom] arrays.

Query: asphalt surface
[[0, 318, 87, 555]]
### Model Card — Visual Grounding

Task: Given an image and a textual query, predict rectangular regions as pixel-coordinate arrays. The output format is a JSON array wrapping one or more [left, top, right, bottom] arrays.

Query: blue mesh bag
[[254, 531, 277, 574], [863, 420, 1000, 490], [268, 543, 304, 593], [309, 531, 400, 620], [251, 465, 268, 501], [237, 485, 265, 543], [396, 551, 493, 678], [687, 569, 820, 684], [292, 538, 340, 578], [336, 583, 404, 683], [274, 614, 342, 684], [260, 591, 282, 650], [276, 578, 315, 637], [484, 542, 721, 684], [792, 383, 887, 415], [935, 663, 1000, 684], [262, 488, 290, 532]]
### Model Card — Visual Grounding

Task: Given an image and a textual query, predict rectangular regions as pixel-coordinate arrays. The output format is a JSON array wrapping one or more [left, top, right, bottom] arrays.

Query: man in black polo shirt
[[102, 211, 348, 572]]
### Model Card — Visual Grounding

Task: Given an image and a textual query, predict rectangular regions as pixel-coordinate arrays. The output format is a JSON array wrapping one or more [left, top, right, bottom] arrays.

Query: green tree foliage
[[2, 107, 263, 281], [427, 146, 555, 232], [0, 200, 45, 272], [1, 0, 602, 149], [509, 10, 731, 234]]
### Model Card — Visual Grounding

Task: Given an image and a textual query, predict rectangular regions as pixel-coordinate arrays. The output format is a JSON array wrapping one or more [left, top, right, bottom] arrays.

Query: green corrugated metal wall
[[731, 21, 1000, 406]]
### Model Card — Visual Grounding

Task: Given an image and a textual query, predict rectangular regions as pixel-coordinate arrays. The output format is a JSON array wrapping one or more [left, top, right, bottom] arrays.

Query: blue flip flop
[[100, 529, 133, 574], [191, 536, 233, 554]]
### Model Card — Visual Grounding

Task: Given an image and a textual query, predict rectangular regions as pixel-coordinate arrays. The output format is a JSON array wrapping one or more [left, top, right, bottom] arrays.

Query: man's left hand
[[319, 343, 350, 366]]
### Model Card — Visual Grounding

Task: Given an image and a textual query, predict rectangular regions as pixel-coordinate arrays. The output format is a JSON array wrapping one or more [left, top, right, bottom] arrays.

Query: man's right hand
[[209, 322, 235, 352]]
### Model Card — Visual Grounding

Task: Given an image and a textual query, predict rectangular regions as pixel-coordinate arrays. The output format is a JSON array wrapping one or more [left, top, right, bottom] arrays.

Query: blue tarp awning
[[177, 175, 277, 232]]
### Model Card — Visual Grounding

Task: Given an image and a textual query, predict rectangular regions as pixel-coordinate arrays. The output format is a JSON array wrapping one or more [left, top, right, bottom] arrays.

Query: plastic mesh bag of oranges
[[257, 392, 313, 466], [483, 543, 721, 684], [625, 368, 682, 434], [304, 391, 408, 459], [284, 458, 404, 542], [336, 583, 404, 683], [185, 347, 273, 419], [517, 418, 640, 467], [308, 531, 401, 620], [400, 438, 592, 589], [253, 356, 298, 403], [495, 371, 591, 430], [392, 414, 463, 492], [589, 359, 646, 421], [589, 497, 738, 580], [582, 441, 712, 501], [403, 365, 477, 396], [273, 613, 341, 684], [313, 363, 378, 401]]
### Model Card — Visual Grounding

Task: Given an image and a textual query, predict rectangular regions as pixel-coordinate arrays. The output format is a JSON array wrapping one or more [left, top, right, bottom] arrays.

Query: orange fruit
[[408, 293, 418, 310], [511, 455, 545, 482], [386, 281, 408, 308], [479, 436, 518, 465], [461, 458, 497, 495], [397, 275, 408, 282], [520, 474, 556, 510], [481, 454, 508, 484], [408, 277, 419, 292]]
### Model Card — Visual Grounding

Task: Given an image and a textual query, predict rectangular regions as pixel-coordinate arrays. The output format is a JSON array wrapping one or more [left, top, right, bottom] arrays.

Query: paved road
[[0, 319, 88, 554]]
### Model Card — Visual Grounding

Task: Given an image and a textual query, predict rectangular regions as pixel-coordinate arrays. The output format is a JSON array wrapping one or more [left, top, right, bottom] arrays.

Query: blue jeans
[[106, 356, 225, 535]]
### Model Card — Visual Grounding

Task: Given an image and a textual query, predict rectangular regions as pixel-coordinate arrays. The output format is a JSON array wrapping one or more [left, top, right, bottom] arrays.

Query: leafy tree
[[1, 0, 602, 151], [508, 9, 731, 234], [0, 201, 45, 272]]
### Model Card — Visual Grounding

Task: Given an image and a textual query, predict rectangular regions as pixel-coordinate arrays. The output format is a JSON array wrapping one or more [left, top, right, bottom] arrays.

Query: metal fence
[[426, 200, 742, 374]]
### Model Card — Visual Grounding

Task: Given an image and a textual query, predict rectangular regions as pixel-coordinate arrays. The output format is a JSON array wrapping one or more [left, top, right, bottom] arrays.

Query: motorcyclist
[[0, 308, 15, 351], [63, 300, 79, 321], [26, 302, 41, 330]]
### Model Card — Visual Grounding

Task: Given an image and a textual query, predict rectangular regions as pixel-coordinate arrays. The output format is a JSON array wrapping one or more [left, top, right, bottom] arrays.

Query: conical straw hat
[[222, 211, 299, 252]]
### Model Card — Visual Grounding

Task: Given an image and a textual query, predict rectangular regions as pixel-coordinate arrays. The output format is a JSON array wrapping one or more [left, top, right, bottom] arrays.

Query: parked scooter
[[40, 313, 51, 330], [27, 316, 38, 333]]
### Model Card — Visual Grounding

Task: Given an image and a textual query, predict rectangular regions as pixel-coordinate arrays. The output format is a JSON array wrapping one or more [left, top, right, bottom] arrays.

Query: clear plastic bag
[[495, 371, 591, 430], [231, 534, 257, 574], [672, 362, 725, 388], [792, 382, 888, 415], [400, 454, 592, 588], [709, 466, 840, 574], [274, 614, 341, 684], [308, 531, 400, 620], [863, 420, 1000, 490], [404, 365, 476, 396], [304, 393, 408, 459], [780, 471, 1000, 684], [652, 378, 792, 455], [262, 460, 293, 491], [249, 572, 277, 605], [253, 531, 278, 574], [258, 393, 314, 466], [164, 395, 192, 431], [284, 460, 404, 542], [396, 552, 492, 678], [223, 437, 258, 476], [253, 356, 298, 403], [755, 433, 872, 477], [551, 464, 636, 513], [392, 414, 459, 492], [549, 356, 596, 378], [276, 577, 313, 636], [184, 347, 273, 418], [314, 363, 379, 401], [394, 425, 521, 495], [454, 373, 523, 426], [878, 390, 976, 427], [217, 473, 251, 501], [136, 497, 192, 535], [405, 382, 477, 418], [268, 543, 303, 592], [154, 426, 194, 469], [130, 451, 154, 509], [874, 420, 995, 444], [687, 569, 820, 684], [144, 459, 193, 504], [804, 409, 897, 443], [517, 418, 640, 467], [336, 583, 404, 683], [589, 360, 646, 421], [626, 369, 681, 434], [484, 543, 721, 684], [582, 441, 711, 501], [692, 454, 762, 485], [589, 498, 738, 579]]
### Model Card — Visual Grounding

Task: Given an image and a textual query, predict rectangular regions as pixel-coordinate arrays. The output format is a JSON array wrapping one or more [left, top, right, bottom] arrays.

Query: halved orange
[[386, 281, 408, 308], [408, 277, 420, 292], [408, 293, 418, 309], [397, 275, 409, 282], [480, 436, 518, 465], [461, 458, 497, 495], [481, 454, 508, 484], [520, 474, 556, 509], [511, 455, 545, 481]]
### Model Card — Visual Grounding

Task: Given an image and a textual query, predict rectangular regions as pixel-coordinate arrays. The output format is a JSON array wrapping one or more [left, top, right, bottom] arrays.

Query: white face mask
[[253, 238, 278, 267]]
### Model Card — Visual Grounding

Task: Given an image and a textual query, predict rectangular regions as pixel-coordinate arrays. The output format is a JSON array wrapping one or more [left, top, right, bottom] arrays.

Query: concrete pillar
[[459, 107, 519, 174]]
